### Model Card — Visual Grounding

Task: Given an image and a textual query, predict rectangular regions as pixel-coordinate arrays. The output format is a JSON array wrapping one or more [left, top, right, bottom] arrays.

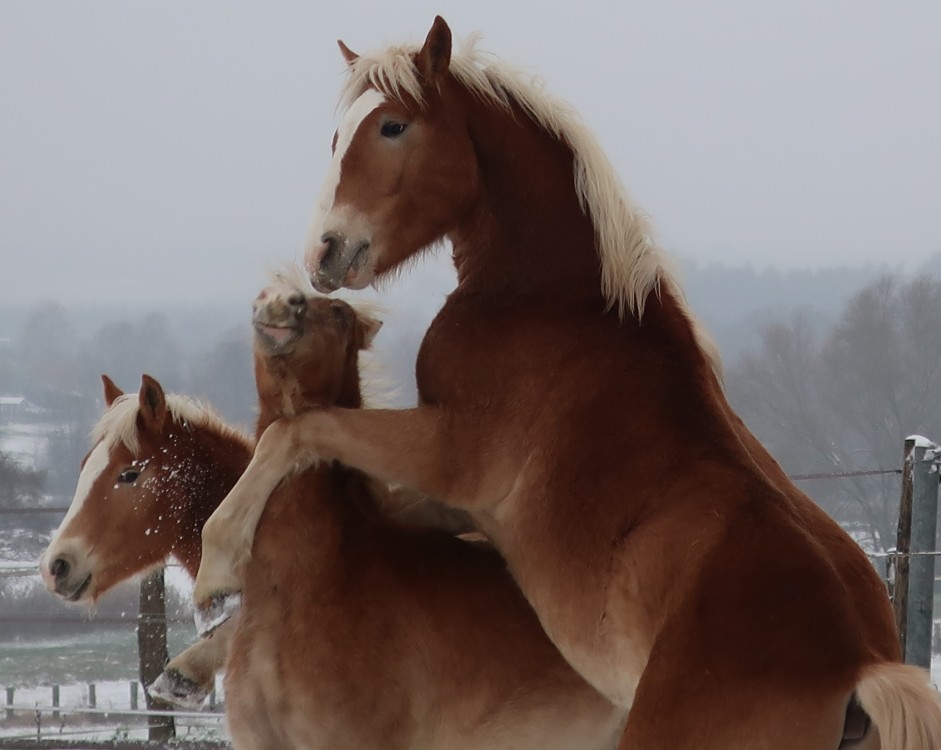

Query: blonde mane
[[92, 392, 252, 456], [339, 33, 723, 378], [341, 36, 674, 317]]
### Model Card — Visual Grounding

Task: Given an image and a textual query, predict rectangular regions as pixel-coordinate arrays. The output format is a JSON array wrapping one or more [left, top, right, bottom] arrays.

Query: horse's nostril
[[320, 232, 341, 265], [287, 292, 306, 308], [50, 558, 71, 581]]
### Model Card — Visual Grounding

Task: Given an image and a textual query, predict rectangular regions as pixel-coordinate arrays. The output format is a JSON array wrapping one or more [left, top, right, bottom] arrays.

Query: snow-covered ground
[[0, 677, 226, 743], [1, 676, 226, 743]]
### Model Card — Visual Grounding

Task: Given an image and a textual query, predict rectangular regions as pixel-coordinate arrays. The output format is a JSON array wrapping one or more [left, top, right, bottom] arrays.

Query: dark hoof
[[195, 591, 242, 637], [148, 669, 209, 710]]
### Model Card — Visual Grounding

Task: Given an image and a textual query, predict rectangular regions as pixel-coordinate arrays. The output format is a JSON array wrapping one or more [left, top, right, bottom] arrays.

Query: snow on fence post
[[895, 436, 940, 668]]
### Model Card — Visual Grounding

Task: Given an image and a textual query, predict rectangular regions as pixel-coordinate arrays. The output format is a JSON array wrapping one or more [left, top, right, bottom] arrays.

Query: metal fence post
[[900, 435, 940, 668]]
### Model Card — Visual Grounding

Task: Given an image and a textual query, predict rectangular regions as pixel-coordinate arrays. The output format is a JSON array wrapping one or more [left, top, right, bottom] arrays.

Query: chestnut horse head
[[307, 17, 693, 321], [251, 276, 382, 427], [39, 375, 250, 604]]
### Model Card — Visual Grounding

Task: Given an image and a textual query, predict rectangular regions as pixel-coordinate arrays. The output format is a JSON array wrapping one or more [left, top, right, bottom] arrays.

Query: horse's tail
[[854, 663, 941, 749]]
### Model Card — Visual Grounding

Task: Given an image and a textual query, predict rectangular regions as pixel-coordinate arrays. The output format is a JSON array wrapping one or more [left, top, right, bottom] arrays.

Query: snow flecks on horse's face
[[39, 376, 251, 605]]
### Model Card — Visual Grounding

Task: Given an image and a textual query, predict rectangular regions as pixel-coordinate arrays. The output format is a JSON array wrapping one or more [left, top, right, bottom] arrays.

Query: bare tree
[[17, 300, 79, 396], [727, 274, 941, 551], [78, 312, 184, 392], [0, 450, 45, 509], [187, 324, 256, 429]]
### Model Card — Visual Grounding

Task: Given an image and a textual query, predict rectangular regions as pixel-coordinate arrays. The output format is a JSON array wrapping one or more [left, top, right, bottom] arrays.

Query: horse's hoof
[[148, 669, 209, 710], [195, 591, 242, 637]]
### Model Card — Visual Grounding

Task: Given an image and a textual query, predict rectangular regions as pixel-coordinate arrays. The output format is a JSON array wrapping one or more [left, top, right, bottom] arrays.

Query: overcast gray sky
[[1, 1, 938, 308]]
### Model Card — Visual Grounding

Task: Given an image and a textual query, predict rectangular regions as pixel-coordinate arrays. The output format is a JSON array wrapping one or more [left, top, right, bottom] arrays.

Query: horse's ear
[[138, 374, 167, 433], [358, 314, 383, 349], [101, 374, 124, 406], [337, 39, 359, 67], [417, 16, 452, 81]]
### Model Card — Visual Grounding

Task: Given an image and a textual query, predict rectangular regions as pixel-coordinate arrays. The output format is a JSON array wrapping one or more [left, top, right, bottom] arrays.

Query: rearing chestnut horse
[[196, 17, 941, 749]]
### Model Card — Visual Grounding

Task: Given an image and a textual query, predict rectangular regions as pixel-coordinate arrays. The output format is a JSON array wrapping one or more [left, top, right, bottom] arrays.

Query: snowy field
[[0, 677, 225, 743], [1, 634, 226, 744]]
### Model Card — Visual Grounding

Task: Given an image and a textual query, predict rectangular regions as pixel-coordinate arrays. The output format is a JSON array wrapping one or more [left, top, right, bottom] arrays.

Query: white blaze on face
[[309, 88, 387, 249], [45, 440, 111, 553]]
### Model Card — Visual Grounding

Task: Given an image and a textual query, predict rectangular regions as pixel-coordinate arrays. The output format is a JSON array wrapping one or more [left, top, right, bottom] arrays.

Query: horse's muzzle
[[40, 549, 94, 602], [309, 233, 371, 293]]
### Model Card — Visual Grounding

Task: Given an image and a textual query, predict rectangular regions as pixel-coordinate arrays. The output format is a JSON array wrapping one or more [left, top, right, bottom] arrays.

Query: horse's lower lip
[[312, 273, 341, 293], [254, 323, 297, 344], [65, 574, 92, 602]]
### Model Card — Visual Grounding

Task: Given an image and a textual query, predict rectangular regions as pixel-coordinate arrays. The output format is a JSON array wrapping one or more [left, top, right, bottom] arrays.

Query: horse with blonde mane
[[40, 373, 248, 707], [196, 17, 941, 749]]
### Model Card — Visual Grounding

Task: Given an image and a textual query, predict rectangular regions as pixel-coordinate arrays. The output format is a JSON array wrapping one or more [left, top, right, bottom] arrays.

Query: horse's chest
[[416, 304, 524, 404]]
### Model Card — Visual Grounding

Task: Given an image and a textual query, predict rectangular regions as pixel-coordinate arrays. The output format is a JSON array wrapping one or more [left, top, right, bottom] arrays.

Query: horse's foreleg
[[300, 406, 457, 498], [382, 485, 478, 536], [194, 406, 452, 631], [193, 438, 300, 629], [148, 618, 235, 708], [193, 477, 275, 631]]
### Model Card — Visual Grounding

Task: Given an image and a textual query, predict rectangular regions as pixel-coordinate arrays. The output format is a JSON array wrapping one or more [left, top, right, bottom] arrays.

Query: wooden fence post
[[894, 438, 915, 654], [895, 435, 940, 668], [138, 568, 175, 741], [5, 686, 13, 720]]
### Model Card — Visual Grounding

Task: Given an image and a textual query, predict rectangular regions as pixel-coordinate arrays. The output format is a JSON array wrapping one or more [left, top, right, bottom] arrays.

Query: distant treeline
[[3, 260, 941, 555]]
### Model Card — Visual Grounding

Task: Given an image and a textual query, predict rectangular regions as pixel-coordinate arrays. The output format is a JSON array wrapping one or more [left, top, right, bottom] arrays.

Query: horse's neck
[[170, 426, 253, 577], [250, 372, 379, 566], [452, 93, 602, 301], [254, 364, 363, 439], [445, 92, 724, 398]]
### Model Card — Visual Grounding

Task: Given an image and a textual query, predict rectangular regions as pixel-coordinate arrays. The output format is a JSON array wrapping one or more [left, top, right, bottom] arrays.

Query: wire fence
[[1, 700, 225, 745], [2, 460, 939, 746], [789, 468, 903, 480]]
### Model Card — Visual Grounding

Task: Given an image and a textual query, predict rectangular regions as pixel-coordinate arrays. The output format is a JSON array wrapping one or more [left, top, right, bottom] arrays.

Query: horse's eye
[[330, 302, 351, 325], [380, 121, 407, 139], [118, 469, 140, 484]]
